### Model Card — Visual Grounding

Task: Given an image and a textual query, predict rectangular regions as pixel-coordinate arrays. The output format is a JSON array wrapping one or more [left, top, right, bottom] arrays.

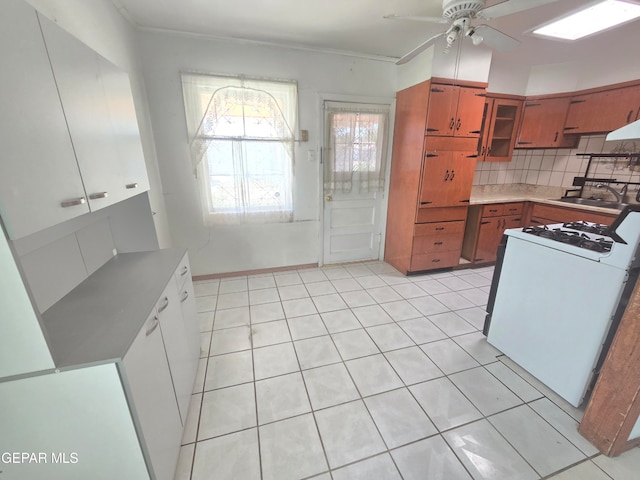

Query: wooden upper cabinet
[[426, 84, 485, 137], [478, 96, 523, 162], [564, 85, 640, 134], [419, 150, 476, 207], [516, 97, 578, 149]]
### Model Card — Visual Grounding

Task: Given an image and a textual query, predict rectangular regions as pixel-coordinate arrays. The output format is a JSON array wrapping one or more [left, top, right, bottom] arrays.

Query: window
[[324, 101, 390, 193], [182, 73, 297, 224]]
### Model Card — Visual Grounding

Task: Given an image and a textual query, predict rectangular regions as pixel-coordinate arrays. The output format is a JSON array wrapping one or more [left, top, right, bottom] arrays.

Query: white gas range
[[485, 206, 640, 407]]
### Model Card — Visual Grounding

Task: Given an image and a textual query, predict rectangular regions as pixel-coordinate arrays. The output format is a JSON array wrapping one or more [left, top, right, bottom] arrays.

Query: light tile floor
[[178, 262, 640, 480]]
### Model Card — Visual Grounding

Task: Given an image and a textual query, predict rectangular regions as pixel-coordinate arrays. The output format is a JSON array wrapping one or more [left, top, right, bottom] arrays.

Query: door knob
[[325, 195, 333, 201]]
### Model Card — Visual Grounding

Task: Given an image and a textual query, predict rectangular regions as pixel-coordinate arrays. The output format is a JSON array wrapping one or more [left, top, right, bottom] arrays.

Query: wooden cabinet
[[564, 85, 640, 134], [0, 1, 149, 240], [385, 79, 485, 274], [426, 84, 486, 137], [516, 97, 578, 149], [462, 202, 524, 264], [419, 150, 476, 207], [527, 203, 617, 226], [478, 96, 523, 162]]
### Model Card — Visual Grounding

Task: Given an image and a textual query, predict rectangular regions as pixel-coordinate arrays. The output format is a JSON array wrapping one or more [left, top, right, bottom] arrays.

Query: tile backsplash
[[474, 135, 640, 198]]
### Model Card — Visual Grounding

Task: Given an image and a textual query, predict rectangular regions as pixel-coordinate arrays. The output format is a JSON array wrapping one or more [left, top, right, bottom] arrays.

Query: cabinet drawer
[[415, 221, 465, 237], [482, 204, 504, 217], [413, 233, 463, 255], [411, 250, 461, 271], [416, 206, 468, 223], [174, 254, 191, 290], [502, 202, 523, 216]]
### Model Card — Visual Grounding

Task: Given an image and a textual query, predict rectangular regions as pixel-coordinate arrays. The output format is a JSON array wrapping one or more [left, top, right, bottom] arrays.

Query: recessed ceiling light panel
[[533, 0, 640, 41]]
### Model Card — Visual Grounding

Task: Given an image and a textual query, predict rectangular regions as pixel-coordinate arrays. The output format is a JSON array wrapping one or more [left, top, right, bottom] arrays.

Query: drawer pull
[[146, 315, 160, 336], [89, 191, 108, 200], [60, 197, 86, 208], [157, 296, 169, 313], [432, 259, 441, 263], [420, 201, 433, 205], [180, 265, 189, 276], [180, 291, 189, 303], [434, 241, 443, 245], [435, 227, 445, 231], [126, 182, 139, 189], [489, 209, 498, 213]]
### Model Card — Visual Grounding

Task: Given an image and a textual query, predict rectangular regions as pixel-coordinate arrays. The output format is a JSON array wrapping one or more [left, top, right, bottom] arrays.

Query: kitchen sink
[[556, 197, 628, 210]]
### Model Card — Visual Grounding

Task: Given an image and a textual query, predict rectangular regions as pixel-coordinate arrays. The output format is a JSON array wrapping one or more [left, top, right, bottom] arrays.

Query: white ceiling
[[112, 0, 640, 66]]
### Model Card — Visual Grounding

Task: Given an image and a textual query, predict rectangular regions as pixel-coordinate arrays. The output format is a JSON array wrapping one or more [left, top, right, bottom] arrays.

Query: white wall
[[26, 0, 172, 248], [136, 31, 397, 275]]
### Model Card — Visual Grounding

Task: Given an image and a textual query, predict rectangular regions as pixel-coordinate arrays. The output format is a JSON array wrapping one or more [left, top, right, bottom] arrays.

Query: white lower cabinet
[[122, 312, 183, 480]]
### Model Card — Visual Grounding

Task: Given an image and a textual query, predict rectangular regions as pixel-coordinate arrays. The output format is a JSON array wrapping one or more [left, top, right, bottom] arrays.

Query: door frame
[[317, 93, 396, 266]]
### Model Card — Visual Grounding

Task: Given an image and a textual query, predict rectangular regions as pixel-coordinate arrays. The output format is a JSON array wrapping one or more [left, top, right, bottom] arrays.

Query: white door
[[322, 101, 390, 264]]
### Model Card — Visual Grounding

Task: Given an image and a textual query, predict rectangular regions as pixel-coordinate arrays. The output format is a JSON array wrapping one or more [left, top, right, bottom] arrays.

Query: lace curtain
[[182, 73, 297, 224], [324, 102, 390, 194]]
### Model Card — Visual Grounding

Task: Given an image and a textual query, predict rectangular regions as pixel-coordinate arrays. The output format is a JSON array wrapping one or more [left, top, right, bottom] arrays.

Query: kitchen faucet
[[595, 183, 628, 203]]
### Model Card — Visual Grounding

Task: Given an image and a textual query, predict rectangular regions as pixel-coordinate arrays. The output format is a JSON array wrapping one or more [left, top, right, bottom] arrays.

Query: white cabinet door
[[99, 57, 150, 196], [38, 14, 125, 211], [0, 364, 149, 480], [122, 312, 183, 480], [0, 0, 89, 239], [177, 271, 201, 392], [157, 279, 195, 424]]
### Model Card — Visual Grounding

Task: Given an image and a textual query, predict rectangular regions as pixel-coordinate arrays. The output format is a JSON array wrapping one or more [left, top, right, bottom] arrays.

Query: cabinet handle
[[126, 183, 139, 189], [487, 147, 492, 156], [450, 170, 455, 181], [449, 117, 455, 130], [444, 169, 450, 181], [89, 192, 108, 200], [157, 296, 169, 313], [425, 153, 439, 158], [146, 315, 160, 336], [481, 146, 486, 156], [489, 209, 498, 213], [553, 131, 559, 142], [434, 241, 443, 245], [435, 227, 445, 231], [432, 259, 441, 263], [181, 290, 189, 303], [60, 197, 86, 208], [627, 110, 634, 123], [420, 201, 433, 205], [456, 118, 461, 131], [180, 265, 189, 276]]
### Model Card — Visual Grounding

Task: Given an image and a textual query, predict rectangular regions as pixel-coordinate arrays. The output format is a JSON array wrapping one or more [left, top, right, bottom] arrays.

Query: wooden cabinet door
[[426, 84, 457, 136], [516, 97, 576, 148], [0, 0, 90, 239], [474, 217, 503, 263], [484, 98, 522, 161], [565, 86, 640, 134], [455, 87, 486, 137], [419, 151, 476, 207]]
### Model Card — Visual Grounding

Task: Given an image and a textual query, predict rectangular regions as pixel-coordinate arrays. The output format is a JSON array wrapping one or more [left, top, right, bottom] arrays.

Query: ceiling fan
[[386, 0, 560, 64]]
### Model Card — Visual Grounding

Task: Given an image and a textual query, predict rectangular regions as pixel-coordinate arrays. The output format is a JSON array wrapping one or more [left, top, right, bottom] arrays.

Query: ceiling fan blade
[[396, 32, 447, 65], [384, 14, 449, 24], [474, 25, 520, 51], [477, 0, 560, 20]]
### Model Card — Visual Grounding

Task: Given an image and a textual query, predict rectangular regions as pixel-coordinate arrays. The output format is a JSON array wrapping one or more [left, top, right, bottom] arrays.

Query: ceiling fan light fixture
[[532, 0, 640, 41]]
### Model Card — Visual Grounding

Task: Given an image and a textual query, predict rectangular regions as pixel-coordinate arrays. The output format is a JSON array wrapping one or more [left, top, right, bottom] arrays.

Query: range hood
[[606, 119, 640, 141]]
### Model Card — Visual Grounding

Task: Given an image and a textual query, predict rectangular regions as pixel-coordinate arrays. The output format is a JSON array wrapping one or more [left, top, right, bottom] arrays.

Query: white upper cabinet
[[0, 0, 150, 239], [0, 0, 90, 239], [38, 13, 149, 212]]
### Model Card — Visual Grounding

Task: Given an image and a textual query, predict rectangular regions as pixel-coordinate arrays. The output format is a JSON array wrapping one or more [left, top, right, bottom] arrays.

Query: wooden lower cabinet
[[410, 207, 467, 272], [527, 203, 617, 225], [462, 202, 524, 264]]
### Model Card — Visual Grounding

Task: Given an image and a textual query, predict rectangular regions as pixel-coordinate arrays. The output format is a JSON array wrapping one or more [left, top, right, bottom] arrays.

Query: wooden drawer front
[[482, 204, 504, 217], [411, 250, 461, 271], [416, 206, 468, 223], [415, 221, 465, 237], [530, 203, 616, 226], [413, 233, 463, 255], [502, 202, 523, 216]]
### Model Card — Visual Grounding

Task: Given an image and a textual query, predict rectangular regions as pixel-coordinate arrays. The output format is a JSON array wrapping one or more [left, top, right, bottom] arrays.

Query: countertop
[[41, 248, 187, 368], [469, 184, 625, 215]]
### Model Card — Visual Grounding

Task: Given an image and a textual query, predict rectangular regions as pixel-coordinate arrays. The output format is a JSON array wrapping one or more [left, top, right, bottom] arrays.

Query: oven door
[[486, 235, 627, 407]]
